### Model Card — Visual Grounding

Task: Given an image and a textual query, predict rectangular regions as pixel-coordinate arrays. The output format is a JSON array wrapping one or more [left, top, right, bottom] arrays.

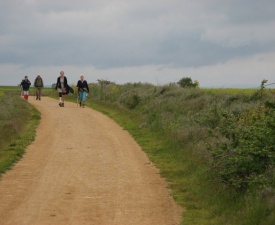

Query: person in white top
[[55, 71, 68, 107]]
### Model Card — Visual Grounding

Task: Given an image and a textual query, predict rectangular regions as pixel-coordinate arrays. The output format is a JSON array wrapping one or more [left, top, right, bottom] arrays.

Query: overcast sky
[[1, 0, 275, 87]]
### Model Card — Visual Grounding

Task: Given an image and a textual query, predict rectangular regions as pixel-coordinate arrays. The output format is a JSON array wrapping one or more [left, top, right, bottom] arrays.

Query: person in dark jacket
[[34, 74, 44, 100], [76, 74, 89, 108], [55, 71, 68, 107], [20, 75, 31, 100]]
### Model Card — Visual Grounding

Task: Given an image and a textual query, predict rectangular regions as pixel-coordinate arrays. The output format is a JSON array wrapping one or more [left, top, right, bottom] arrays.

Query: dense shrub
[[120, 92, 141, 109], [206, 106, 275, 191], [89, 80, 275, 192], [177, 77, 199, 88]]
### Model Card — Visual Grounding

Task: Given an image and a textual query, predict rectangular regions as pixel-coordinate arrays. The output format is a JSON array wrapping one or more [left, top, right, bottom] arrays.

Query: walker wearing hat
[[20, 76, 31, 100]]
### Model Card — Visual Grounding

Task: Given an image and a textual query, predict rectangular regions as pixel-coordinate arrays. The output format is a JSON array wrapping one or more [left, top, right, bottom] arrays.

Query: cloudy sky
[[1, 0, 275, 87]]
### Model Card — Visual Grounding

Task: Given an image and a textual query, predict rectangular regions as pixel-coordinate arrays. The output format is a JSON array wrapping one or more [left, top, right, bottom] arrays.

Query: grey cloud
[[1, 0, 275, 71], [207, 0, 275, 24], [155, 34, 271, 68]]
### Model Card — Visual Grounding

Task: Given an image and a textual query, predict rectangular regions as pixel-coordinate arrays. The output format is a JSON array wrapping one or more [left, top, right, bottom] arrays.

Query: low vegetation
[[0, 88, 40, 173], [2, 80, 275, 224]]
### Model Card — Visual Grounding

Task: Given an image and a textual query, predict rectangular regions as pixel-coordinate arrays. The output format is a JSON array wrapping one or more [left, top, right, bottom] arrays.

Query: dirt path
[[0, 97, 182, 225]]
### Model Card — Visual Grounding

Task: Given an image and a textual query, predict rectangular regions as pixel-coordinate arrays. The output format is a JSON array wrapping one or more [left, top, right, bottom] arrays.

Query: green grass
[[0, 86, 55, 95], [0, 88, 41, 174], [202, 87, 258, 95]]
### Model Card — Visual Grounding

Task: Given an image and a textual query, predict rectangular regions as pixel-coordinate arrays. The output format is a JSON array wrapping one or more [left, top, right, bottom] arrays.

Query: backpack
[[35, 78, 42, 87], [22, 80, 31, 90]]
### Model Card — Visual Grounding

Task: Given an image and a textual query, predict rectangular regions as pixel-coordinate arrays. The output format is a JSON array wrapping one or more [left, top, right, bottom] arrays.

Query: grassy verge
[[0, 89, 41, 174]]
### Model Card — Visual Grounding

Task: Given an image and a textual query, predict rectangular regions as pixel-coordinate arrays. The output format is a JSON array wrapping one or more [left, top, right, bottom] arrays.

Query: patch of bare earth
[[0, 97, 182, 225]]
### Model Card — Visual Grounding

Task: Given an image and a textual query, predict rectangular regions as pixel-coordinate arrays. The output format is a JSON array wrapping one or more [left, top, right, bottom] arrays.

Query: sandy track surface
[[0, 97, 182, 225]]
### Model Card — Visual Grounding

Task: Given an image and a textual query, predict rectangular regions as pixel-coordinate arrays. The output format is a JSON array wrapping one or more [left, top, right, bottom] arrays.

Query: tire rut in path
[[0, 97, 182, 225]]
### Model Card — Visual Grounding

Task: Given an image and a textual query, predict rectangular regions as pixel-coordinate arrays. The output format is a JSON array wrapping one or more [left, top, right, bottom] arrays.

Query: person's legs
[[61, 88, 66, 107], [58, 90, 63, 107], [78, 92, 80, 107], [82, 92, 87, 108], [23, 90, 27, 100], [23, 91, 29, 100], [35, 88, 38, 100], [79, 92, 84, 107], [38, 88, 42, 100], [62, 95, 65, 107]]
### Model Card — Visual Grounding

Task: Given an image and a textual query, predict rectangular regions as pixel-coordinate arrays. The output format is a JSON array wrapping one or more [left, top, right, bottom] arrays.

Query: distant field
[[201, 88, 258, 95], [0, 86, 55, 96], [0, 86, 265, 99], [200, 87, 275, 97]]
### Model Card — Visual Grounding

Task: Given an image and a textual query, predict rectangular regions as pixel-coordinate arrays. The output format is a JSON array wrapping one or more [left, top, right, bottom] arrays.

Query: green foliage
[[97, 79, 115, 85], [177, 77, 199, 88], [203, 80, 275, 193], [207, 106, 275, 191], [120, 92, 141, 109], [0, 89, 40, 173], [0, 91, 30, 148]]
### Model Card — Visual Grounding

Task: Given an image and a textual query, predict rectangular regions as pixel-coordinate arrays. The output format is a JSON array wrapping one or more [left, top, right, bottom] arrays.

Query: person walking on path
[[76, 74, 89, 108], [55, 71, 68, 107], [34, 74, 44, 100], [20, 76, 31, 100]]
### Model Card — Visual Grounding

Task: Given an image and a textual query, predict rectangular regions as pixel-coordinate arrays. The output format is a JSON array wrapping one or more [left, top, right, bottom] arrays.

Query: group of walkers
[[20, 71, 89, 108], [20, 75, 44, 100], [56, 71, 89, 108]]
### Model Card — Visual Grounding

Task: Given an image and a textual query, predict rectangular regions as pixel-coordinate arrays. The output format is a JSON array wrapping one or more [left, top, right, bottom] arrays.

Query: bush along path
[[0, 97, 182, 225], [80, 81, 275, 224]]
